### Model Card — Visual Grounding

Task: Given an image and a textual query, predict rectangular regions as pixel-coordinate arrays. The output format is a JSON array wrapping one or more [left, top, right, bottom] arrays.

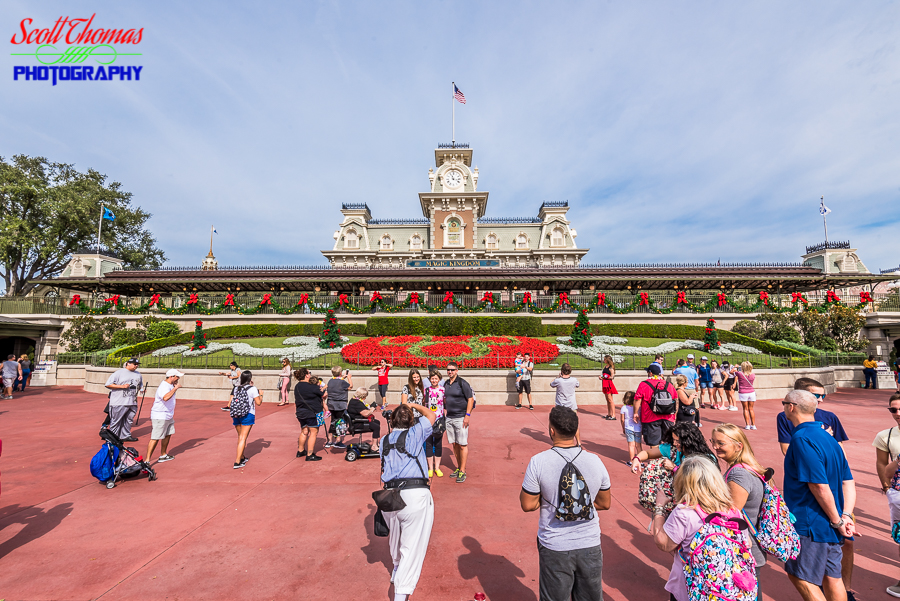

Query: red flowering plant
[[190, 320, 207, 351], [340, 335, 558, 368], [318, 308, 343, 349]]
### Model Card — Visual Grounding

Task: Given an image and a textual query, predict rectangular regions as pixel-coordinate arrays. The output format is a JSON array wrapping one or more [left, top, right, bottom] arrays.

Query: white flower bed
[[557, 336, 762, 362], [151, 336, 347, 361]]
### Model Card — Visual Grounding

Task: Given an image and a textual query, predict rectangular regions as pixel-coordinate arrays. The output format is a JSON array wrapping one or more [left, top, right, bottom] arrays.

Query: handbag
[[374, 508, 390, 537], [372, 488, 407, 512], [316, 412, 326, 427]]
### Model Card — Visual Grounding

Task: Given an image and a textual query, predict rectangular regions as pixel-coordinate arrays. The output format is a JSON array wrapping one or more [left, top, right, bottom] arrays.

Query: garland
[[66, 289, 876, 317]]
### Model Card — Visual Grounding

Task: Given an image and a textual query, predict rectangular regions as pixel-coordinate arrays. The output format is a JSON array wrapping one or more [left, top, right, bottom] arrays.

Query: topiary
[[732, 320, 764, 339], [190, 320, 207, 351], [146, 320, 181, 341], [703, 317, 720, 352], [568, 309, 593, 348], [318, 308, 343, 349]]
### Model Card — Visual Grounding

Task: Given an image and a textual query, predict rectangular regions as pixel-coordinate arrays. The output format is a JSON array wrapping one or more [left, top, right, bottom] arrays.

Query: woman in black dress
[[294, 368, 327, 461]]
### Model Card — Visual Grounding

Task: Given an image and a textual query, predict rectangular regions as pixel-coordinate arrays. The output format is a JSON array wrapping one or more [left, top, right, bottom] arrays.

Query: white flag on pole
[[819, 196, 831, 216]]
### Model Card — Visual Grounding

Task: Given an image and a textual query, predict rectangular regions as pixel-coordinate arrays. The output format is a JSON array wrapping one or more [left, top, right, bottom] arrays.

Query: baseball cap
[[166, 369, 185, 378], [126, 357, 141, 365], [686, 354, 694, 359], [701, 356, 708, 361], [647, 364, 662, 375]]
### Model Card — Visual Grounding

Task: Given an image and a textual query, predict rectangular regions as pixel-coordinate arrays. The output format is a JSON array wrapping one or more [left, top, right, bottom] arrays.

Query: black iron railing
[[806, 241, 851, 254]]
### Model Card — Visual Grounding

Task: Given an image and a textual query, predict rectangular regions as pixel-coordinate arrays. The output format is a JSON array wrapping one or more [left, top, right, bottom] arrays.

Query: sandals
[[276, 401, 288, 406], [603, 415, 616, 421]]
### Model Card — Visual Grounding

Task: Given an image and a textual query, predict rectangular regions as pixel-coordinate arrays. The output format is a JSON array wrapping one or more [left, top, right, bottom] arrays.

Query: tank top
[[602, 367, 612, 380]]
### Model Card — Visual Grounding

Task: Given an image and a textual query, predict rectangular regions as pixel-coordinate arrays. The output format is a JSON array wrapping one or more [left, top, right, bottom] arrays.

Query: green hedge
[[542, 323, 807, 357], [366, 316, 544, 336], [106, 323, 368, 364]]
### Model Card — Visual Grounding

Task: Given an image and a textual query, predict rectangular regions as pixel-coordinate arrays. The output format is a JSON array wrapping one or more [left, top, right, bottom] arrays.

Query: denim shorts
[[232, 413, 255, 426], [784, 535, 842, 585], [624, 429, 641, 442], [699, 381, 714, 389]]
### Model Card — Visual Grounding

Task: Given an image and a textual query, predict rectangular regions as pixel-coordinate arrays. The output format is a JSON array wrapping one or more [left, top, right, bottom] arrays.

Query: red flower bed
[[385, 336, 424, 344], [340, 335, 559, 368], [421, 342, 473, 357]]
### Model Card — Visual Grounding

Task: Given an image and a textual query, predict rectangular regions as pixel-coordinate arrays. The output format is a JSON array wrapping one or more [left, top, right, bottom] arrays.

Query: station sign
[[407, 259, 500, 268]]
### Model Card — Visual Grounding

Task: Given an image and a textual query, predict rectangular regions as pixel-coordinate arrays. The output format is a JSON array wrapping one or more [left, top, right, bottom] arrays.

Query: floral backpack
[[680, 508, 758, 601], [638, 448, 677, 514], [726, 464, 800, 562]]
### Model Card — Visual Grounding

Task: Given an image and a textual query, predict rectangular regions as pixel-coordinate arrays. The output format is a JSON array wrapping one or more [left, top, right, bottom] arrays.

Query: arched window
[[516, 234, 528, 250], [486, 234, 498, 250], [381, 235, 393, 250], [447, 218, 462, 246], [344, 229, 359, 249], [411, 234, 422, 250], [551, 227, 565, 247]]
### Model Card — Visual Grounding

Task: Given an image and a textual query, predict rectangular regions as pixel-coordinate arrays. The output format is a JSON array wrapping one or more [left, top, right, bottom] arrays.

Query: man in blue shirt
[[783, 389, 857, 601], [696, 356, 713, 408]]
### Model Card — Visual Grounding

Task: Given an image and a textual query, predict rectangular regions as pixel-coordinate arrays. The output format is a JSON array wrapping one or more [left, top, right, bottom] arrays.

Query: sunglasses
[[446, 368, 457, 372], [813, 393, 826, 400], [889, 407, 900, 414], [781, 401, 796, 407]]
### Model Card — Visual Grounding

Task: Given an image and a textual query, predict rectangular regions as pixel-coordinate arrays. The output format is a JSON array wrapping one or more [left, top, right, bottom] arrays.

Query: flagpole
[[452, 81, 456, 145], [209, 225, 214, 254], [821, 196, 829, 245], [97, 205, 104, 253]]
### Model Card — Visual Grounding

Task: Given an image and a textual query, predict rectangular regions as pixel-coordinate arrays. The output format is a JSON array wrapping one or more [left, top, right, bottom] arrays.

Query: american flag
[[454, 84, 466, 104]]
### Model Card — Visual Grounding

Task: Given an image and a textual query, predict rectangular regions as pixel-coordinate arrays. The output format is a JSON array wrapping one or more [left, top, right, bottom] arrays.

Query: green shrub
[[757, 314, 801, 343], [81, 331, 105, 352], [732, 320, 764, 339], [111, 328, 147, 347], [146, 320, 181, 341], [366, 316, 543, 336]]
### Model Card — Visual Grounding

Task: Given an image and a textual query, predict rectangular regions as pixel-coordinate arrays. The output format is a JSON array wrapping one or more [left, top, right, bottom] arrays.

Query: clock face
[[444, 169, 463, 188]]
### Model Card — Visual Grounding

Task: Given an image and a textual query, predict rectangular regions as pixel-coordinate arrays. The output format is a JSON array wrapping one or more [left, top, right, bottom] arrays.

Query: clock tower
[[419, 144, 486, 251]]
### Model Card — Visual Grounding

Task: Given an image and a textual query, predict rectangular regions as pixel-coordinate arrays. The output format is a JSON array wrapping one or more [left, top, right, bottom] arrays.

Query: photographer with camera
[[104, 357, 144, 442]]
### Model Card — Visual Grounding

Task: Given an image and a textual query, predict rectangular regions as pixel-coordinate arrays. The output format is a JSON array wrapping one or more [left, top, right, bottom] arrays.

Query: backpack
[[680, 509, 758, 601], [727, 464, 801, 562], [334, 416, 349, 437], [230, 385, 252, 419], [644, 379, 676, 415], [547, 448, 594, 522], [90, 443, 119, 482]]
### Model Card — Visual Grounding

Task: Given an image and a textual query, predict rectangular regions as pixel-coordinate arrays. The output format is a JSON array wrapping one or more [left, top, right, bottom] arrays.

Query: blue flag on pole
[[102, 207, 116, 221]]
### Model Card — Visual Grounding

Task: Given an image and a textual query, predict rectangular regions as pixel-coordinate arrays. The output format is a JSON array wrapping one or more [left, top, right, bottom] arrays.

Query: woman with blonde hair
[[277, 357, 292, 405], [711, 423, 768, 581], [651, 456, 752, 601], [601, 355, 618, 420], [735, 361, 757, 430]]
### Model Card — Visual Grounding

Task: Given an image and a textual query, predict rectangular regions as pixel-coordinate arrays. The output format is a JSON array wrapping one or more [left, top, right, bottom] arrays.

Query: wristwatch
[[829, 517, 845, 529]]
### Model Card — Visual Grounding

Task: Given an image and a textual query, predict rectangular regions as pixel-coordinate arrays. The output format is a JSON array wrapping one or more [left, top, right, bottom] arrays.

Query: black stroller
[[96, 427, 157, 488]]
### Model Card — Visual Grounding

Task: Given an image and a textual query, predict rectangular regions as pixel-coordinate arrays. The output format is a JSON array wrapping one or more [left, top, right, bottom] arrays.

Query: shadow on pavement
[[0, 502, 74, 559], [457, 535, 536, 601]]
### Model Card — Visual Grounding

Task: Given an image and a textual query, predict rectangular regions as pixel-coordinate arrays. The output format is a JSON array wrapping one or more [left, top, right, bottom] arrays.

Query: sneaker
[[435, 468, 444, 477], [233, 462, 242, 469], [305, 454, 322, 462], [529, 405, 534, 411], [157, 454, 174, 462], [238, 457, 249, 467], [450, 468, 460, 478], [428, 469, 434, 478], [123, 436, 139, 442], [221, 406, 230, 411], [886, 583, 900, 598], [456, 471, 467, 483], [333, 442, 347, 449], [697, 422, 703, 428], [324, 442, 333, 449], [744, 425, 753, 430], [750, 425, 757, 430], [296, 450, 306, 458], [515, 403, 522, 409], [728, 406, 739, 411]]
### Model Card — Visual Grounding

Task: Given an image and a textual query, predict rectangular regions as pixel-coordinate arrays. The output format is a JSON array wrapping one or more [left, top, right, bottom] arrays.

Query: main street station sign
[[407, 259, 500, 268]]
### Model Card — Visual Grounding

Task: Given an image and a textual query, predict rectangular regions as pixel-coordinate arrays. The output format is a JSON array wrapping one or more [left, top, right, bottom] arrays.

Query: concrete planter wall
[[79, 365, 864, 405]]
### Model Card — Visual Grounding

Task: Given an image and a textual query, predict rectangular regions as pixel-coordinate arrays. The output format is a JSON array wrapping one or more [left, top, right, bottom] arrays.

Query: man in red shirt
[[632, 364, 677, 448]]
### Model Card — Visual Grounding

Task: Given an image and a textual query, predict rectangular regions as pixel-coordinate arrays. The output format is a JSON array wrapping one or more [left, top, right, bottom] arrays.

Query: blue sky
[[3, 1, 899, 272]]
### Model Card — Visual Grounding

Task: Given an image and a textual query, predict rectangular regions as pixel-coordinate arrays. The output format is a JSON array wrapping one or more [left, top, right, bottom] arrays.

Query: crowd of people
[[97, 353, 900, 601]]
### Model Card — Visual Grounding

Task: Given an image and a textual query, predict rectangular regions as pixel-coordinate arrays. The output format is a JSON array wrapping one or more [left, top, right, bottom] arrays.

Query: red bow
[[195, 320, 203, 327], [859, 291, 873, 303], [105, 294, 120, 306], [224, 293, 235, 306], [717, 293, 727, 307], [444, 291, 454, 303], [523, 291, 532, 303], [187, 293, 199, 305], [149, 294, 161, 306], [790, 292, 808, 304], [69, 294, 81, 306], [297, 293, 309, 306], [410, 292, 420, 304], [481, 292, 493, 303], [758, 291, 769, 304], [260, 294, 272, 306], [558, 292, 569, 304], [638, 292, 649, 306], [370, 291, 383, 302], [826, 290, 841, 303], [596, 292, 606, 305], [339, 294, 349, 305], [676, 291, 687, 304]]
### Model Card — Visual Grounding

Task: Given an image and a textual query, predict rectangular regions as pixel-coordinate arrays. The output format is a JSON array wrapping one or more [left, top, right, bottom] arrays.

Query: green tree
[[703, 317, 720, 351], [190, 320, 207, 350], [568, 309, 592, 348], [0, 154, 165, 296], [60, 315, 125, 351], [60, 315, 101, 351], [145, 319, 181, 341], [319, 308, 343, 349], [732, 320, 764, 339], [792, 310, 833, 350], [756, 313, 801, 343], [827, 304, 868, 352]]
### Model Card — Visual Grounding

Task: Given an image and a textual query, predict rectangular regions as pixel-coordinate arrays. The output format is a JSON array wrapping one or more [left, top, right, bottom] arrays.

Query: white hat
[[686, 353, 694, 359], [165, 369, 184, 378], [701, 356, 708, 360]]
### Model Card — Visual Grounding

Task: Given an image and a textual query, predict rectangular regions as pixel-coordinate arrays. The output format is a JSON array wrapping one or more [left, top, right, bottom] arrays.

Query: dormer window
[[551, 227, 565, 247], [516, 234, 528, 250], [344, 229, 358, 249], [381, 235, 393, 250], [486, 234, 498, 250], [411, 234, 422, 250]]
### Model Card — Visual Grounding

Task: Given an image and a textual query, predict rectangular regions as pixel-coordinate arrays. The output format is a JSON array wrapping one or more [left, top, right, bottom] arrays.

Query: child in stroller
[[93, 427, 157, 489]]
